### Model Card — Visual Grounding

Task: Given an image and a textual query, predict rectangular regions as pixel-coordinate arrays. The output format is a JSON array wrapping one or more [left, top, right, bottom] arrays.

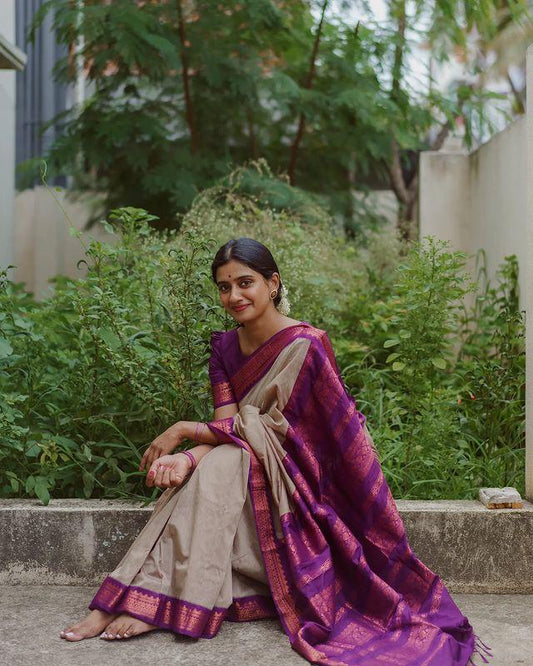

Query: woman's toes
[[100, 614, 158, 640], [102, 616, 126, 639]]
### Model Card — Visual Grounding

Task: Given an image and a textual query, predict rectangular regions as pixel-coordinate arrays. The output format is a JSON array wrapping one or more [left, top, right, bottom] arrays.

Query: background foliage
[[0, 172, 525, 504], [24, 0, 530, 237]]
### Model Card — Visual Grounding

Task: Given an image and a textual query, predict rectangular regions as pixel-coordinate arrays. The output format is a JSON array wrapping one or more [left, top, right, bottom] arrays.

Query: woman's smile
[[233, 304, 250, 312]]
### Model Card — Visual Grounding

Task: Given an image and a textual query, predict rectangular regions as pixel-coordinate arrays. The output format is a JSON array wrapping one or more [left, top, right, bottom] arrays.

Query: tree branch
[[176, 0, 198, 153], [287, 0, 328, 185]]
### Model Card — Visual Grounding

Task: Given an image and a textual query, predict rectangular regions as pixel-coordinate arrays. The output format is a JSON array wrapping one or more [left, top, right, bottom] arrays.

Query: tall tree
[[27, 0, 527, 236]]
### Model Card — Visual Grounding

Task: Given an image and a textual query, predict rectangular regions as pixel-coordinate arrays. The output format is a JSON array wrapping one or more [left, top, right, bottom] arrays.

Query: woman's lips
[[233, 304, 250, 312]]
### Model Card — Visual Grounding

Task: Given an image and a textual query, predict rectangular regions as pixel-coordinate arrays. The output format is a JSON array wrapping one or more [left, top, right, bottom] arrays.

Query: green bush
[[0, 196, 525, 504], [0, 179, 361, 504], [336, 238, 525, 500]]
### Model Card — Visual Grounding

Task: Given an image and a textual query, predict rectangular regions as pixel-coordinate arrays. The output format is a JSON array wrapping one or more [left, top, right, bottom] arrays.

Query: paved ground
[[1, 587, 532, 665]]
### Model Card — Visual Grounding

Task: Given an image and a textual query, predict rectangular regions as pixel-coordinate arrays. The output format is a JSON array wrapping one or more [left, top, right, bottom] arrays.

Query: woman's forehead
[[216, 260, 260, 280]]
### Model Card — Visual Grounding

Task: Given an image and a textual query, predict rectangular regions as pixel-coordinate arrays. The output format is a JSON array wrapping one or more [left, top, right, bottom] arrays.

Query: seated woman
[[60, 238, 491, 665]]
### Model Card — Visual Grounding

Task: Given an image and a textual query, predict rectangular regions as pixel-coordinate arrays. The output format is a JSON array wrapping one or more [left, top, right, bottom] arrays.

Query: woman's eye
[[240, 280, 252, 287]]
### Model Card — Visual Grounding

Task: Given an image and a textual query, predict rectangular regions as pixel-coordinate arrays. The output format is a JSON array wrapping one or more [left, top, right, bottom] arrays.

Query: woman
[[60, 238, 492, 665]]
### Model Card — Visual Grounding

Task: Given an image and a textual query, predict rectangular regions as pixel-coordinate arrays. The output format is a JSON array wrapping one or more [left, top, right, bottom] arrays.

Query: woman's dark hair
[[211, 238, 283, 308]]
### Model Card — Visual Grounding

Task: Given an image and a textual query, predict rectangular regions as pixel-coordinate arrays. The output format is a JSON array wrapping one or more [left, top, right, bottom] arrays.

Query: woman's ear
[[270, 272, 280, 291]]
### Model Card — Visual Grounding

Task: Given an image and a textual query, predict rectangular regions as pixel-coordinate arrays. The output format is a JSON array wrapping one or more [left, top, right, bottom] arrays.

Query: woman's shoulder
[[294, 322, 330, 345], [210, 327, 238, 349], [210, 327, 235, 340]]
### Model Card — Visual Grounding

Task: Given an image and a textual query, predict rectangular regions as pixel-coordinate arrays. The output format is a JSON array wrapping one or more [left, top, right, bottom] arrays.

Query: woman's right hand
[[146, 453, 193, 489], [139, 423, 185, 473]]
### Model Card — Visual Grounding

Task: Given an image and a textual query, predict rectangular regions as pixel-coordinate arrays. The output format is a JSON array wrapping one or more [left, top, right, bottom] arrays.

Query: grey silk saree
[[89, 323, 492, 665]]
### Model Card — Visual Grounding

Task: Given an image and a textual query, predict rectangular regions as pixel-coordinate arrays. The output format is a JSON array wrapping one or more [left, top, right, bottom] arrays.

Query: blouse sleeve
[[208, 331, 237, 409]]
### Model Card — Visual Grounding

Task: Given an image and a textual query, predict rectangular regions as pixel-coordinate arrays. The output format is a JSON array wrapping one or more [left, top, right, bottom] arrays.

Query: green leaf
[[25, 475, 36, 494], [384, 339, 400, 348], [25, 443, 41, 458], [386, 352, 401, 363], [0, 337, 13, 358], [431, 357, 447, 369], [34, 476, 50, 505], [392, 361, 405, 371]]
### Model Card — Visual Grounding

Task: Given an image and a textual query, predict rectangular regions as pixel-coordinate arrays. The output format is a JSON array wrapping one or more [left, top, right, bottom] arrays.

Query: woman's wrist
[[179, 450, 196, 473], [170, 420, 218, 446]]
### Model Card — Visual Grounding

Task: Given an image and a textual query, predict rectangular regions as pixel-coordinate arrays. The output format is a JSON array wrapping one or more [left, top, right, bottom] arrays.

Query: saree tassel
[[475, 636, 493, 655], [467, 649, 489, 665], [466, 634, 493, 664]]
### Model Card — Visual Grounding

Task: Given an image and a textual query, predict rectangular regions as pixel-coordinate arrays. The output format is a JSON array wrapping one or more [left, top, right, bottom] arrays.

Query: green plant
[[0, 182, 360, 503], [337, 236, 525, 499]]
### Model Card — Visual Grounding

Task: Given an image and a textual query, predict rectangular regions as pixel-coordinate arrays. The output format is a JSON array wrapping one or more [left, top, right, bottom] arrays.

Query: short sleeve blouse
[[208, 331, 237, 409]]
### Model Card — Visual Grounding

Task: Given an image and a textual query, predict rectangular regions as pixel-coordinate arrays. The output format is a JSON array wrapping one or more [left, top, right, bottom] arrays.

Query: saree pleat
[[89, 443, 278, 638]]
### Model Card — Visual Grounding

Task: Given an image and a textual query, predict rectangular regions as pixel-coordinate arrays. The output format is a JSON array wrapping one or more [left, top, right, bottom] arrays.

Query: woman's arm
[[180, 403, 239, 462], [139, 403, 239, 473]]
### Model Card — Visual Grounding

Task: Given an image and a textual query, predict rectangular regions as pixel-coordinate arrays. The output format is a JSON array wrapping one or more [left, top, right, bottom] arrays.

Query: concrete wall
[[2, 498, 532, 591], [420, 45, 533, 500], [13, 186, 111, 297], [419, 116, 527, 309], [0, 0, 16, 270]]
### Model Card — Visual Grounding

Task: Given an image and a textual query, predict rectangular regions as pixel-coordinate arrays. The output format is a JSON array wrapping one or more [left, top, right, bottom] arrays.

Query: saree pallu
[[89, 323, 493, 665]]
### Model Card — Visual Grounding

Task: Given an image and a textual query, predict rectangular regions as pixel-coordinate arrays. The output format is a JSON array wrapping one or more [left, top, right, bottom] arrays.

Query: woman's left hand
[[146, 453, 193, 489], [139, 423, 185, 473]]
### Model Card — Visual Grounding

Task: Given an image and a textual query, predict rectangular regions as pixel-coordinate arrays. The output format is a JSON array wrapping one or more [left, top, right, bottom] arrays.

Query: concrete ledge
[[1, 498, 532, 591]]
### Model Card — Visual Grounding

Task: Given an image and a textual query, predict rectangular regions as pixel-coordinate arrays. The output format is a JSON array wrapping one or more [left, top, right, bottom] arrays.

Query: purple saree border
[[88, 575, 225, 639], [225, 593, 278, 623], [88, 575, 278, 639]]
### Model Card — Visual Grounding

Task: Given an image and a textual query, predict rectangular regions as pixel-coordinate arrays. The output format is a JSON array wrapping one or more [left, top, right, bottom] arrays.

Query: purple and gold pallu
[[89, 323, 492, 665]]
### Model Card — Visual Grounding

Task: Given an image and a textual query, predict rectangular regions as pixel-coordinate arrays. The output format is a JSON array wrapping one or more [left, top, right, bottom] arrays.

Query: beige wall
[[420, 45, 532, 500], [13, 187, 112, 298], [419, 116, 527, 308], [0, 1, 16, 270]]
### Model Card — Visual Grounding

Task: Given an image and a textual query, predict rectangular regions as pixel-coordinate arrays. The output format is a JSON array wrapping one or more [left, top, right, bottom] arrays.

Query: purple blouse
[[208, 324, 311, 409]]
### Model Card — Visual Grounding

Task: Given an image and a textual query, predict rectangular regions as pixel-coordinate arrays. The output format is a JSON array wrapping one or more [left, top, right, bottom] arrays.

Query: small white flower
[[276, 284, 291, 316]]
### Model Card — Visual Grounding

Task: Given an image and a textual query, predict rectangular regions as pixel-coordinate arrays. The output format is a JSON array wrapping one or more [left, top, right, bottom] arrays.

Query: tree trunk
[[176, 0, 198, 154], [287, 0, 328, 185]]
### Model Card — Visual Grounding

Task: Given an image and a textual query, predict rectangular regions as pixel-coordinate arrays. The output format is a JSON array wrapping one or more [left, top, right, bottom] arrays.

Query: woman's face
[[215, 259, 279, 323]]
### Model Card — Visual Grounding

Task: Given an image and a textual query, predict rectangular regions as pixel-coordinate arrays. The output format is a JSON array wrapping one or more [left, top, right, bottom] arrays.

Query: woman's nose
[[228, 286, 242, 302]]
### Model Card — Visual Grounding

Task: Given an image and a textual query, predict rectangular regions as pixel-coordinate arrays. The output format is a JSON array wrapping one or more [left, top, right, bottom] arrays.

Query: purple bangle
[[194, 421, 205, 442], [181, 450, 196, 473]]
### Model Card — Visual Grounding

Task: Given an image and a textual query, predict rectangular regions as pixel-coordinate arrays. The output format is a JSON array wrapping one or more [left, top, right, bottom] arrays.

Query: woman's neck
[[239, 311, 297, 351]]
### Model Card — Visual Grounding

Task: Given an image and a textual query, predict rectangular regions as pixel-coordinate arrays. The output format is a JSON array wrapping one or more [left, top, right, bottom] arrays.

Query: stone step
[[1, 498, 532, 592]]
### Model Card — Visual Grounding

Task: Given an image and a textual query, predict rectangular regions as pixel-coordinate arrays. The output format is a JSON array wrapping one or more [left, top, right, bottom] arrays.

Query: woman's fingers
[[140, 444, 162, 473], [145, 455, 189, 489], [146, 460, 161, 487], [161, 466, 172, 488], [171, 469, 184, 487], [140, 445, 155, 472], [139, 449, 149, 472]]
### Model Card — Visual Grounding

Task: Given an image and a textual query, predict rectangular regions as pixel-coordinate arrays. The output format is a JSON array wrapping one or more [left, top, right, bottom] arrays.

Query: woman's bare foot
[[60, 608, 120, 641], [100, 614, 159, 639]]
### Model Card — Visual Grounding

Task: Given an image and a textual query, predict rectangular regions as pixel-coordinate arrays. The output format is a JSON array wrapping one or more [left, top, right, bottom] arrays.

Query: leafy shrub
[[0, 197, 525, 503], [0, 183, 360, 504], [0, 209, 220, 504], [336, 238, 525, 499]]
